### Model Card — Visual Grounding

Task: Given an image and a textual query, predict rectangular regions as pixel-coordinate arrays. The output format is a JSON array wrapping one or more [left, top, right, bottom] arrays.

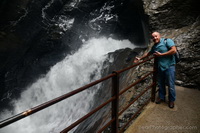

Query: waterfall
[[0, 37, 135, 133], [0, 0, 148, 132]]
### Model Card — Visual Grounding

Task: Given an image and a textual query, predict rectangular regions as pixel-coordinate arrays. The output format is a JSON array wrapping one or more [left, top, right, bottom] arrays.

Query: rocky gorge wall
[[0, 0, 148, 112], [1, 0, 199, 132], [142, 0, 200, 89]]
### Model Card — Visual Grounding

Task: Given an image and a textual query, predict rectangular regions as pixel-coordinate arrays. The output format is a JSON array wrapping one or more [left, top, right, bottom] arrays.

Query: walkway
[[125, 86, 200, 133]]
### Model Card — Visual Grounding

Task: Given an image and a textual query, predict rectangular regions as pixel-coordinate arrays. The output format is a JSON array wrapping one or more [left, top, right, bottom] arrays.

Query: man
[[134, 32, 176, 108]]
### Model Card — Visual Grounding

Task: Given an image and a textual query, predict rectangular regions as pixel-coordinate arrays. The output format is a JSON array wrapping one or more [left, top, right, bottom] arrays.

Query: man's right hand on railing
[[134, 57, 141, 63], [133, 52, 151, 63]]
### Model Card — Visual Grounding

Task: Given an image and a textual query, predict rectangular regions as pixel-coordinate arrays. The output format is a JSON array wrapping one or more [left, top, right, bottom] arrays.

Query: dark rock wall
[[143, 0, 200, 88], [0, 0, 70, 108], [0, 0, 148, 109]]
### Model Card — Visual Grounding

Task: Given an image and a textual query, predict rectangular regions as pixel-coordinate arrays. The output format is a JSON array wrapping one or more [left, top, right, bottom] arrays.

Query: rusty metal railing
[[0, 55, 157, 133]]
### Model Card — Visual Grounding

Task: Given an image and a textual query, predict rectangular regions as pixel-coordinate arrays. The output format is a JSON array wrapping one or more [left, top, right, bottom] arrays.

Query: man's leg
[[167, 65, 176, 108], [157, 68, 166, 102], [167, 65, 176, 102]]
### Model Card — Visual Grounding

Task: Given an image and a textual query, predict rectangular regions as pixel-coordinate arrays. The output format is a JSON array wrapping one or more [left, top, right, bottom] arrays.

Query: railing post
[[151, 57, 157, 102], [111, 71, 119, 133]]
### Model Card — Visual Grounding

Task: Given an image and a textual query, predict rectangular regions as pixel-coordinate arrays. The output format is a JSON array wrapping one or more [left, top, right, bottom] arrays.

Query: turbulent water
[[0, 37, 135, 133], [0, 0, 147, 132]]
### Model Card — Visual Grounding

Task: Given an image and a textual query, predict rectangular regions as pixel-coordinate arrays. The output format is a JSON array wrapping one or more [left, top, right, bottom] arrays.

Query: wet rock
[[143, 0, 200, 89]]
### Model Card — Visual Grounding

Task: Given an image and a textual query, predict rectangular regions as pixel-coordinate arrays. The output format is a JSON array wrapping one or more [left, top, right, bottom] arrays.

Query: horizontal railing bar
[[97, 82, 154, 133], [99, 84, 155, 133], [119, 71, 154, 96], [59, 56, 155, 133], [0, 112, 25, 124], [116, 56, 155, 74], [0, 74, 115, 128], [97, 118, 116, 133], [119, 83, 154, 116], [119, 98, 151, 133], [0, 54, 155, 132], [0, 113, 27, 128], [60, 96, 116, 133]]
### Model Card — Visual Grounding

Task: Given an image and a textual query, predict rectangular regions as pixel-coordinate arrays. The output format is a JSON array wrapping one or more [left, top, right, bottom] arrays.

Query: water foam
[[0, 37, 135, 133]]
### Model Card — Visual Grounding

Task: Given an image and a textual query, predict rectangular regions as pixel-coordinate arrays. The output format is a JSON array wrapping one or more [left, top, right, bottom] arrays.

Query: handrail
[[61, 96, 116, 132], [119, 71, 154, 96], [119, 83, 154, 116], [116, 56, 155, 74], [0, 74, 115, 128], [0, 55, 157, 133]]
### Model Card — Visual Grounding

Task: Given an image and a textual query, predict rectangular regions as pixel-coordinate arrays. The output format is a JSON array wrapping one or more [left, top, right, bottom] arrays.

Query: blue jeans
[[157, 65, 176, 102]]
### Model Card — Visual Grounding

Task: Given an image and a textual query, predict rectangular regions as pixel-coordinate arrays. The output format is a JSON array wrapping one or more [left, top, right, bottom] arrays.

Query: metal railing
[[0, 55, 157, 133]]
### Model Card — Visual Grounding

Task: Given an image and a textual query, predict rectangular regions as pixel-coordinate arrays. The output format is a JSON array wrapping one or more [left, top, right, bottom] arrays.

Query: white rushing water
[[0, 37, 135, 133]]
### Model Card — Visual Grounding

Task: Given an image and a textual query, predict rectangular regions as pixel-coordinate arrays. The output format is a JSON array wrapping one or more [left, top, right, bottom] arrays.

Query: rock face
[[143, 0, 200, 89], [0, 0, 148, 109]]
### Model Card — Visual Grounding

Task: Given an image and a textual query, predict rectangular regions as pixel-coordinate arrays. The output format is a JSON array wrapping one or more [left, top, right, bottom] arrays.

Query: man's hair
[[152, 31, 160, 35]]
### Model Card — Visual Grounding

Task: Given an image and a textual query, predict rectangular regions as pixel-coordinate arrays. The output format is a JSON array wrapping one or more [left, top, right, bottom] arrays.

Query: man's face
[[152, 32, 161, 44]]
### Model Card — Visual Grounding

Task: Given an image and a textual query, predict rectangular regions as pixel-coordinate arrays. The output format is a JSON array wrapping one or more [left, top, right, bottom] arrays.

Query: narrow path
[[125, 86, 200, 133]]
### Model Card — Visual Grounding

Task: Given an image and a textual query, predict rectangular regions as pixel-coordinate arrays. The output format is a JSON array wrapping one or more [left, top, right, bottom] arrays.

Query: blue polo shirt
[[150, 38, 176, 71]]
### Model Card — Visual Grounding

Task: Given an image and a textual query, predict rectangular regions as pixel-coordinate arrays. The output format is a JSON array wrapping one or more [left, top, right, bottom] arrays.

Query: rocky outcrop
[[143, 0, 200, 89]]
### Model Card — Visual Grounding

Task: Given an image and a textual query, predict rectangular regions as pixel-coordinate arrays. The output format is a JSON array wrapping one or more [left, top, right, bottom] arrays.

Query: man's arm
[[153, 46, 176, 57], [134, 52, 151, 63]]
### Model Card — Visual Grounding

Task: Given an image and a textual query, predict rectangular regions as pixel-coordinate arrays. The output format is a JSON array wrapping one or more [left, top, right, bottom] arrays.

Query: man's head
[[151, 32, 161, 44]]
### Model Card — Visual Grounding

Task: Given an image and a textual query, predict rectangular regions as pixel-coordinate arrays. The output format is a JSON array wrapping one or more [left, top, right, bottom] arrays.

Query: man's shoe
[[155, 98, 165, 104], [169, 101, 174, 108]]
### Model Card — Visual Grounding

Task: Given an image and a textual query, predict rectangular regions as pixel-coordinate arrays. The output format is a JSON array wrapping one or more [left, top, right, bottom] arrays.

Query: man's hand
[[153, 51, 162, 57], [133, 52, 150, 63], [134, 57, 140, 63]]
